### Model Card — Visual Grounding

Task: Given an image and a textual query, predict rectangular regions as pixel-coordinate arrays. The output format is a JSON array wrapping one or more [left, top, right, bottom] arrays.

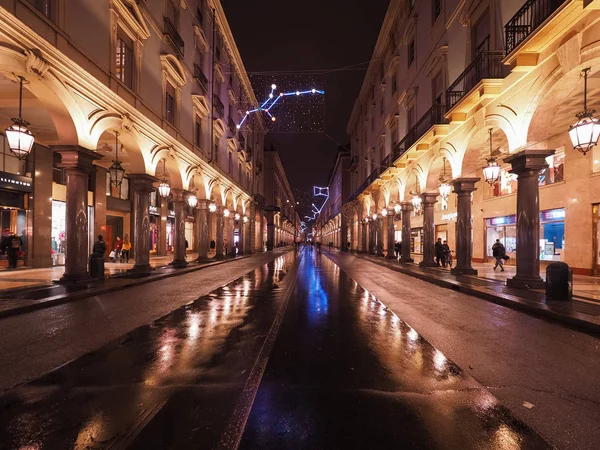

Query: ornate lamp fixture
[[438, 157, 452, 201], [482, 128, 500, 186], [108, 131, 126, 188], [187, 191, 198, 208], [569, 67, 600, 155], [372, 213, 378, 221], [411, 176, 422, 213], [158, 159, 171, 198], [209, 201, 217, 213], [5, 76, 34, 160], [243, 216, 249, 223], [381, 208, 388, 217], [234, 212, 241, 221], [394, 203, 401, 215], [223, 208, 230, 218]]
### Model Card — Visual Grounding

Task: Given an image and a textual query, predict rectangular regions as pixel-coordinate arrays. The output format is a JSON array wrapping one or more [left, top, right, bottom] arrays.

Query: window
[[106, 173, 129, 200], [238, 162, 242, 183], [472, 9, 490, 58], [433, 0, 442, 22], [407, 106, 415, 131], [166, 0, 178, 25], [379, 95, 384, 116], [228, 151, 233, 174], [408, 40, 415, 66], [392, 75, 397, 94], [28, 0, 54, 21], [214, 138, 219, 163], [165, 83, 176, 124], [195, 116, 202, 146], [116, 30, 135, 89]]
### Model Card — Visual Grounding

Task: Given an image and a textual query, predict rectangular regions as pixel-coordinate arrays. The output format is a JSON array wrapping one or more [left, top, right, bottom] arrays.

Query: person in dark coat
[[492, 239, 506, 271], [4, 231, 22, 269], [442, 240, 451, 268], [434, 238, 444, 266], [92, 235, 107, 257]]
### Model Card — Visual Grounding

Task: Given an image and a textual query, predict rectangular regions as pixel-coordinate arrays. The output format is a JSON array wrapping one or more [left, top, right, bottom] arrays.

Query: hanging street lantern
[[235, 212, 240, 221], [223, 208, 230, 217], [411, 175, 422, 213], [187, 191, 198, 208], [209, 201, 217, 213], [108, 131, 125, 188], [482, 128, 500, 186], [381, 208, 388, 217], [5, 76, 34, 160], [569, 67, 600, 155], [243, 215, 249, 223], [394, 203, 401, 214], [372, 213, 378, 221], [438, 157, 452, 201], [158, 159, 170, 198]]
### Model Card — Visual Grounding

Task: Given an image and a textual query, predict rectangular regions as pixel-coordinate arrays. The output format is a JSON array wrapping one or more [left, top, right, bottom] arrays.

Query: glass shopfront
[[485, 208, 565, 262], [149, 206, 159, 254], [410, 228, 423, 254], [51, 200, 94, 266]]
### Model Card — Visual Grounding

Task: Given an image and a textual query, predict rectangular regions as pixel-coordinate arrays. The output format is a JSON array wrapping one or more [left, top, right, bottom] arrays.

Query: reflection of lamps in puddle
[[6, 76, 35, 160], [109, 131, 125, 188], [158, 159, 171, 198], [411, 176, 422, 213], [438, 157, 452, 201], [569, 68, 600, 155], [482, 128, 500, 186]]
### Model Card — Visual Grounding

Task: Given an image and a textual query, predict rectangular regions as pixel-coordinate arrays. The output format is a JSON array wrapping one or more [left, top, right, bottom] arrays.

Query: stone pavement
[[0, 253, 202, 291], [0, 251, 257, 319], [338, 251, 600, 334]]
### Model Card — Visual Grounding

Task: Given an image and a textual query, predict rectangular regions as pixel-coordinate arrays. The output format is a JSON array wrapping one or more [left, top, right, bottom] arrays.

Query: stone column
[[93, 166, 107, 254], [368, 219, 375, 254], [419, 193, 438, 268], [195, 199, 209, 261], [53, 146, 101, 282], [158, 196, 168, 256], [505, 149, 555, 289], [238, 215, 244, 255], [451, 178, 479, 276], [128, 174, 157, 273], [170, 189, 187, 268], [349, 219, 355, 252], [376, 217, 384, 256], [215, 206, 225, 258], [361, 219, 367, 252], [266, 211, 275, 251], [387, 210, 396, 259], [401, 202, 414, 263], [228, 215, 236, 255], [31, 144, 53, 268]]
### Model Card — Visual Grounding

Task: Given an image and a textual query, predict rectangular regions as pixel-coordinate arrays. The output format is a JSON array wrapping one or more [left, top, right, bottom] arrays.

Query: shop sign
[[541, 208, 565, 221], [168, 210, 175, 218], [149, 205, 160, 216], [186, 215, 195, 221], [0, 171, 32, 193], [441, 212, 457, 221], [487, 215, 517, 226]]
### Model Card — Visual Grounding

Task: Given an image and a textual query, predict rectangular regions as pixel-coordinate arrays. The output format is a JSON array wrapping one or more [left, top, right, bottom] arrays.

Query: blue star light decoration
[[304, 186, 329, 221], [237, 84, 325, 129]]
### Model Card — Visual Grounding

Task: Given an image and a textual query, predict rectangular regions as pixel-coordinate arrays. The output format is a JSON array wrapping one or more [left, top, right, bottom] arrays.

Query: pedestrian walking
[[394, 241, 400, 259], [114, 236, 122, 262], [492, 239, 506, 271], [435, 238, 444, 266], [442, 240, 451, 268], [3, 231, 22, 269], [121, 235, 131, 263]]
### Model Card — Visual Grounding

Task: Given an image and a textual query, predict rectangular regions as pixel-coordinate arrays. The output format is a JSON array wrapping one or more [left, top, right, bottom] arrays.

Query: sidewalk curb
[[327, 251, 600, 335], [0, 255, 258, 320]]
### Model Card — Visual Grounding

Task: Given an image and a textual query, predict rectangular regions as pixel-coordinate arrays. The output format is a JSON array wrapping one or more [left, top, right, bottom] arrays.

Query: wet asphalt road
[[0, 248, 549, 449]]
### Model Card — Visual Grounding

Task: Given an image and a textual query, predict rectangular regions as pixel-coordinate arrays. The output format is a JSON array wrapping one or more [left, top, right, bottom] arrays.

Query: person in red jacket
[[114, 236, 123, 262]]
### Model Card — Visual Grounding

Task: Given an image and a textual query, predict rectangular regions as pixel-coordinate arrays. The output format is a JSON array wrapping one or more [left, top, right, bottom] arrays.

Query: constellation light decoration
[[303, 185, 330, 221], [237, 83, 325, 129]]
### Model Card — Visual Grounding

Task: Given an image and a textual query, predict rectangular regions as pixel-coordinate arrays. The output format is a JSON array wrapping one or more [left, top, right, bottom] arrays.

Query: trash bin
[[89, 254, 105, 280], [546, 262, 572, 301]]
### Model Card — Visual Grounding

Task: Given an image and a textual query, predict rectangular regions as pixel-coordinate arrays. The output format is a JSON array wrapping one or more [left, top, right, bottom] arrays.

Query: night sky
[[222, 0, 389, 210]]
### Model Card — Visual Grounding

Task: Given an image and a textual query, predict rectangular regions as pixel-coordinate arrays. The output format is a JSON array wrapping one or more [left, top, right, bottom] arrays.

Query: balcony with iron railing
[[505, 0, 567, 56], [392, 103, 449, 161], [213, 94, 224, 117], [193, 64, 208, 93], [163, 17, 184, 57], [446, 38, 505, 112]]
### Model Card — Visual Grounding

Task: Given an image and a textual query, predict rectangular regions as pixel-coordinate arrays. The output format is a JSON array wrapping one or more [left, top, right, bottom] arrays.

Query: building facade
[[316, 149, 352, 249], [347, 0, 600, 279], [263, 147, 300, 250], [0, 0, 267, 276]]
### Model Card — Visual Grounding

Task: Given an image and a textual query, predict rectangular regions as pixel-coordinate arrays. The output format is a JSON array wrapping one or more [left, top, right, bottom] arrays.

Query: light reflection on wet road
[[0, 248, 549, 449]]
